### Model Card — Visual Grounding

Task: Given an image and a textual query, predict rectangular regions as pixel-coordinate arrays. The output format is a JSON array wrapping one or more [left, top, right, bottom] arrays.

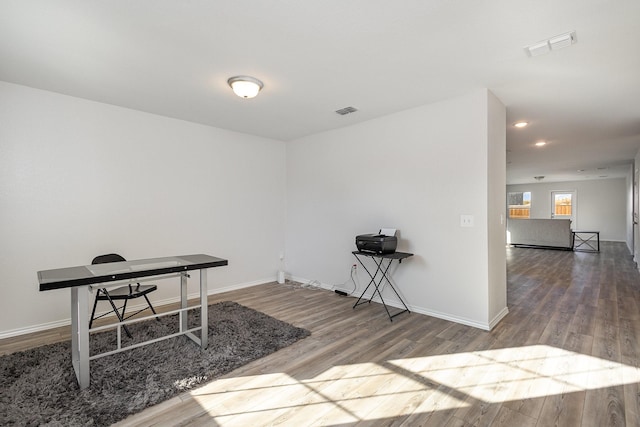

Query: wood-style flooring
[[2, 241, 640, 426]]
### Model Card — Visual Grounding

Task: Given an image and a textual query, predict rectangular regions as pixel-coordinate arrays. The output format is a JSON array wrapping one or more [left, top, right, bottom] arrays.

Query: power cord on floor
[[301, 279, 323, 290], [332, 264, 358, 296]]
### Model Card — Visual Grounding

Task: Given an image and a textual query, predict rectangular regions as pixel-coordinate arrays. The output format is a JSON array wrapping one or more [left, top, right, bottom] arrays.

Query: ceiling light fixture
[[227, 76, 264, 99], [514, 121, 529, 128], [535, 141, 547, 146]]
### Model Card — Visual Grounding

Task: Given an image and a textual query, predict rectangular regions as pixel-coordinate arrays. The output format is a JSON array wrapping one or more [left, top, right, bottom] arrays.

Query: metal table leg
[[352, 254, 410, 321], [573, 231, 600, 252], [379, 265, 410, 320], [352, 254, 384, 307], [200, 268, 208, 349], [180, 272, 188, 334], [71, 285, 91, 389]]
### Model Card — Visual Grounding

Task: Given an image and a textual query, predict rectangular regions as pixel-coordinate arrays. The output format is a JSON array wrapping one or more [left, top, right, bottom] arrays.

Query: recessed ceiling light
[[535, 141, 547, 147], [514, 121, 528, 128]]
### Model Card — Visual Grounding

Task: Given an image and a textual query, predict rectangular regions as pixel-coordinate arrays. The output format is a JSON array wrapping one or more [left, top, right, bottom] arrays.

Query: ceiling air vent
[[524, 31, 576, 57], [335, 106, 358, 116]]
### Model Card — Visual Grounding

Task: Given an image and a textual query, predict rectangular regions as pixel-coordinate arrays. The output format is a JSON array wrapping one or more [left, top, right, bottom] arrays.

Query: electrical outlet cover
[[460, 214, 474, 227]]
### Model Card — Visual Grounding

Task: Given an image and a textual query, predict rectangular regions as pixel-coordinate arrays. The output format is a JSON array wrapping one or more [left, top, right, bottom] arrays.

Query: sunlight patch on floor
[[388, 345, 640, 402], [188, 345, 640, 425]]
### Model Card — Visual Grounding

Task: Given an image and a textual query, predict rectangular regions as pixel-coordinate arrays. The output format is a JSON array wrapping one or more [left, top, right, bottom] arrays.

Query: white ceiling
[[1, 1, 639, 185]]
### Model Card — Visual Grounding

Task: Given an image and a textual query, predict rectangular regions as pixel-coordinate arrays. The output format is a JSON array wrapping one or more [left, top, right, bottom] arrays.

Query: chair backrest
[[92, 253, 127, 265], [91, 253, 135, 291]]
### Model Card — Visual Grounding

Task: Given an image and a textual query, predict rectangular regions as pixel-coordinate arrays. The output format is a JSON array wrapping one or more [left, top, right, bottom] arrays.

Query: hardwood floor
[[3, 242, 640, 426]]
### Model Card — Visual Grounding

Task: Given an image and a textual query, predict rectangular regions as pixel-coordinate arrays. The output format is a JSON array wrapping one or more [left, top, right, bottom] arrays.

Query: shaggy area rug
[[0, 301, 310, 426]]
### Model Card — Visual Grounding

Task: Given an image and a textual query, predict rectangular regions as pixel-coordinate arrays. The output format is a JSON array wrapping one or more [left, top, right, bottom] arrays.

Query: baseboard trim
[[410, 306, 494, 331], [488, 306, 510, 330], [0, 278, 274, 340], [0, 319, 71, 340], [289, 275, 505, 331], [3, 275, 508, 339]]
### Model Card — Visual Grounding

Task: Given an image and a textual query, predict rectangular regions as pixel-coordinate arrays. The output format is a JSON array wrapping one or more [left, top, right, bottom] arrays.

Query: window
[[508, 192, 531, 218], [552, 192, 573, 219]]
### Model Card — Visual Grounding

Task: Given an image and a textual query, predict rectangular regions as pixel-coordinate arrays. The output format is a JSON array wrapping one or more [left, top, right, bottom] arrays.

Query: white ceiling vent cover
[[549, 32, 576, 50], [335, 106, 358, 115], [525, 31, 576, 57], [526, 41, 550, 57]]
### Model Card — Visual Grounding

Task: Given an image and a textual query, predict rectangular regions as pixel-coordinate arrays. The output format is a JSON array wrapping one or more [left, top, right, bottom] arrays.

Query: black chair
[[89, 253, 159, 338]]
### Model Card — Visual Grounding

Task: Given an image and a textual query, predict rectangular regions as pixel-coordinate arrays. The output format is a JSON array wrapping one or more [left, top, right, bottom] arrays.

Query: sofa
[[507, 218, 573, 250]]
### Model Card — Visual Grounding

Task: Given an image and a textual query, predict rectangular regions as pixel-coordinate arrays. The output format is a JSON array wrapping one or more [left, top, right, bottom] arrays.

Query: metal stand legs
[[352, 253, 410, 321]]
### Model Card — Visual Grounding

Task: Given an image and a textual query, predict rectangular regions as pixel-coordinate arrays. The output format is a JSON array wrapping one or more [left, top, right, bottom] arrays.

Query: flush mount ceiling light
[[524, 31, 577, 57], [535, 141, 547, 146], [513, 121, 529, 128], [227, 76, 264, 99]]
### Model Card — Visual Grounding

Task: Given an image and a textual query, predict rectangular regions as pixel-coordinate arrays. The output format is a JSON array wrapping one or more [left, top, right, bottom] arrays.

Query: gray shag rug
[[0, 301, 310, 426]]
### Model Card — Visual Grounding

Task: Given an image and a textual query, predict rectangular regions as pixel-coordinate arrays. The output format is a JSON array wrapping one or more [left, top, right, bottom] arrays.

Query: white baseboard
[[289, 275, 506, 331], [0, 278, 274, 340], [409, 306, 495, 331], [489, 306, 510, 330], [2, 275, 509, 339], [0, 319, 71, 340]]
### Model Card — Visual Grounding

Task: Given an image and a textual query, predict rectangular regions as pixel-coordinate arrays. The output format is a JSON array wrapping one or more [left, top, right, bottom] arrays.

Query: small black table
[[572, 231, 600, 252], [352, 251, 413, 321]]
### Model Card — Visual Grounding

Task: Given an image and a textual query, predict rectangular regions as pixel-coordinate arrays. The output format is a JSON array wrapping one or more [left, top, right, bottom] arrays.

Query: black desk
[[38, 254, 227, 389], [352, 251, 413, 321]]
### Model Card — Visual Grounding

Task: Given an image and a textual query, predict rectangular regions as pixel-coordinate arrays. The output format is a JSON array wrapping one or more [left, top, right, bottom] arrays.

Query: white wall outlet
[[460, 214, 474, 227]]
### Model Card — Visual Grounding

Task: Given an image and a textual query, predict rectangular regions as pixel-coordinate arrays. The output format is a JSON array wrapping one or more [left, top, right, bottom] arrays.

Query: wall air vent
[[335, 106, 358, 116]]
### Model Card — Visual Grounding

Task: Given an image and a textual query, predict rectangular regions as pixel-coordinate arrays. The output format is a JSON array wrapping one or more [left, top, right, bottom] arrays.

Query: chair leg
[[88, 290, 158, 338], [143, 294, 160, 321], [121, 299, 128, 321], [104, 293, 133, 339]]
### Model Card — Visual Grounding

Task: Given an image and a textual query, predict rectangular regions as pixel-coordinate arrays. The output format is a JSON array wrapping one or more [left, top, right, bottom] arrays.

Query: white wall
[[285, 89, 507, 329], [1, 83, 508, 336], [0, 81, 286, 337], [486, 91, 507, 327], [507, 178, 627, 242], [626, 164, 634, 254], [634, 154, 640, 264]]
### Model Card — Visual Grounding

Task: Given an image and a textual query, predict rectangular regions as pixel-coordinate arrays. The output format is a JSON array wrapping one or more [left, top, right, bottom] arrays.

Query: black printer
[[356, 233, 397, 254]]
